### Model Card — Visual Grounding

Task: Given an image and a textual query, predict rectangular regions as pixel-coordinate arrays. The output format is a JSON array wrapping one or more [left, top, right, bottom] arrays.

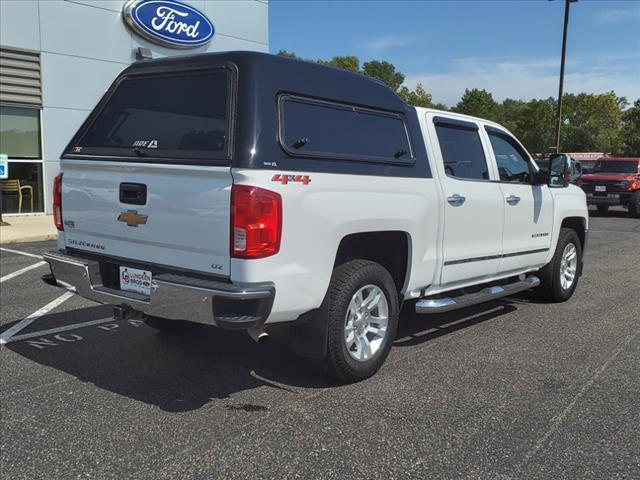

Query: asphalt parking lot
[[1, 208, 639, 480]]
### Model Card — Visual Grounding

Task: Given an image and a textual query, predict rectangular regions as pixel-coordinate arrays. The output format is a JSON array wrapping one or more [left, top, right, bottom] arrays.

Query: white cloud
[[599, 6, 640, 24], [404, 54, 640, 106], [361, 35, 416, 52]]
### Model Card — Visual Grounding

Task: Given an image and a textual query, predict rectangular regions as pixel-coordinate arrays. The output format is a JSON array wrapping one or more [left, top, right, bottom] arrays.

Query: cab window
[[487, 132, 532, 183], [434, 119, 489, 181]]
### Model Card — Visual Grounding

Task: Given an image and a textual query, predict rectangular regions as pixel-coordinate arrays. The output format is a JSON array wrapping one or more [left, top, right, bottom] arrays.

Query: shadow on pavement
[[5, 296, 525, 413], [395, 300, 518, 348]]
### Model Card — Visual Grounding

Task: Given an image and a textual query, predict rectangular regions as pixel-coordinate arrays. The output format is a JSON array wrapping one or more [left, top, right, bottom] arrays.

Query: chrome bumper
[[43, 250, 274, 329]]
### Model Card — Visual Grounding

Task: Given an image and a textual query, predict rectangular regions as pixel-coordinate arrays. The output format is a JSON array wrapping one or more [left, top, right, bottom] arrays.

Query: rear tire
[[596, 205, 609, 214], [144, 316, 198, 333], [629, 191, 640, 219], [324, 260, 399, 383], [537, 228, 582, 302]]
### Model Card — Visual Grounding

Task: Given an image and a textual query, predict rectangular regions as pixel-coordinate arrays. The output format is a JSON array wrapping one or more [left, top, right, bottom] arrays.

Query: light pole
[[553, 0, 577, 153]]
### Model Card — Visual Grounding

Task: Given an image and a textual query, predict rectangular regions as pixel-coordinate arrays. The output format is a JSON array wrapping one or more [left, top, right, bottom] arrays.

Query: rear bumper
[[43, 250, 274, 329]]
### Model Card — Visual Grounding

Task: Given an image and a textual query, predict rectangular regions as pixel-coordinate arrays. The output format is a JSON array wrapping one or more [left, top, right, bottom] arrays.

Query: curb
[[0, 234, 58, 244]]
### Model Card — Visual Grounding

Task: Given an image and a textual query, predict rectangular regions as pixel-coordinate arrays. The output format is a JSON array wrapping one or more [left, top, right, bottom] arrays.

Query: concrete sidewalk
[[0, 215, 57, 244]]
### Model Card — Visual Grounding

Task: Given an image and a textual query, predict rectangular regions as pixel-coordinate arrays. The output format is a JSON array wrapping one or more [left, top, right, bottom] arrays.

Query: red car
[[578, 157, 640, 218]]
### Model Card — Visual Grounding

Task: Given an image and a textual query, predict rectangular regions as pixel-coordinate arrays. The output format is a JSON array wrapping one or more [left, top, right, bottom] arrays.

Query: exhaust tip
[[248, 326, 269, 343]]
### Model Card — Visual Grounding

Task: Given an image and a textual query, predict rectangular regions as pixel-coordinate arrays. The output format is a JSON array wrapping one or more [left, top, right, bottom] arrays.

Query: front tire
[[324, 260, 399, 383], [537, 228, 582, 302], [629, 191, 640, 218]]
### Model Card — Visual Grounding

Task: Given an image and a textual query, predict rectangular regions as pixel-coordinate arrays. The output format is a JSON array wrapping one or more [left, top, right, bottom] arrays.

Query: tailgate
[[61, 161, 232, 276], [58, 66, 235, 276]]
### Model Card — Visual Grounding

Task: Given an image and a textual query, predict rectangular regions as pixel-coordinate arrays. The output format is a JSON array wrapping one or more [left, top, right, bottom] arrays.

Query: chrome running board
[[415, 275, 540, 314]]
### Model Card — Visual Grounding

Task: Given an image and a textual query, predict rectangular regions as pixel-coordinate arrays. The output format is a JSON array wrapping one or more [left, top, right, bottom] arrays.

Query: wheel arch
[[333, 230, 412, 298], [560, 216, 587, 251]]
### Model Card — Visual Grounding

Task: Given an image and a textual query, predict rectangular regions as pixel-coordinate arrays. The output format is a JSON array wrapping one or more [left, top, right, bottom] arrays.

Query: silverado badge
[[117, 210, 148, 227]]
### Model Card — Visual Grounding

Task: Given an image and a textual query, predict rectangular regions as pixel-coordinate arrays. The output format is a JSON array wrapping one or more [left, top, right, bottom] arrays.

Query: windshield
[[593, 160, 638, 174], [69, 70, 230, 162]]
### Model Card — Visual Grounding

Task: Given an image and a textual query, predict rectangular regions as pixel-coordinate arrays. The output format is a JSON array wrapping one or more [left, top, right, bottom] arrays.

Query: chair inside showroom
[[0, 179, 33, 213]]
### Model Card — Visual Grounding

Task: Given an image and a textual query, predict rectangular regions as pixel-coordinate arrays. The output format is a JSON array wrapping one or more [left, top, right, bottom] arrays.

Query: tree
[[512, 98, 556, 154], [397, 83, 433, 108], [498, 98, 525, 133], [277, 49, 300, 60], [560, 92, 625, 153], [324, 56, 360, 73], [362, 60, 405, 92], [452, 88, 500, 122], [621, 99, 640, 156]]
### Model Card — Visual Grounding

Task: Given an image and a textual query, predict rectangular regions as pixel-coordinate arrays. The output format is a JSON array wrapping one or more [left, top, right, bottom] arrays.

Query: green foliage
[[397, 83, 433, 108], [277, 49, 299, 59], [362, 60, 405, 92], [276, 50, 637, 155], [559, 92, 626, 154], [513, 98, 556, 154], [620, 99, 640, 156], [452, 88, 500, 122], [325, 56, 360, 73]]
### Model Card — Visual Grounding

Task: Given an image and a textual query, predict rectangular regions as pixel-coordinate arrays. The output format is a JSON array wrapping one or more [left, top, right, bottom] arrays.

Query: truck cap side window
[[486, 131, 532, 184], [68, 70, 230, 163], [279, 95, 413, 165], [434, 120, 489, 181]]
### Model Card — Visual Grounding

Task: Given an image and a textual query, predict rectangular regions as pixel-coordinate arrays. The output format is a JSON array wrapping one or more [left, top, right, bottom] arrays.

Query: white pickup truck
[[44, 52, 588, 382]]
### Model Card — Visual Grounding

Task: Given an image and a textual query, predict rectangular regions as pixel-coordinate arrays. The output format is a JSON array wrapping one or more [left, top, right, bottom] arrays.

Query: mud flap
[[288, 307, 328, 359]]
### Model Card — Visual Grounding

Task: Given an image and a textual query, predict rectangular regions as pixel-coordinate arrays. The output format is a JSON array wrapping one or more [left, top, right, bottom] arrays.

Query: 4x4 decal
[[272, 174, 311, 185]]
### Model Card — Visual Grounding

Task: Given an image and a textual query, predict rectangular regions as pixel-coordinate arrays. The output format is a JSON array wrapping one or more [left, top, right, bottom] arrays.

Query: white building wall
[[0, 0, 269, 213]]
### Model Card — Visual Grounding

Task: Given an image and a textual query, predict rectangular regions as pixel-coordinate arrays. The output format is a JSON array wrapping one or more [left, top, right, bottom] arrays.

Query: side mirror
[[548, 155, 571, 187]]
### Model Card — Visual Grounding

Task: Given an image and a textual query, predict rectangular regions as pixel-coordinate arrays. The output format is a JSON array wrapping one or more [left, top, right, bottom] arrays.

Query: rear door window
[[68, 70, 230, 162], [279, 96, 413, 164], [434, 120, 489, 181]]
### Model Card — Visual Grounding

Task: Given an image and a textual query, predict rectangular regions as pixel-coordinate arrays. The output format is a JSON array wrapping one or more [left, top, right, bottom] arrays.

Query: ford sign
[[123, 0, 214, 49]]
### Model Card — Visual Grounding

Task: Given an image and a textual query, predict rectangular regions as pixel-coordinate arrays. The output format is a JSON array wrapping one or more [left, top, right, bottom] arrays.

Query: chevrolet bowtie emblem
[[117, 210, 148, 227]]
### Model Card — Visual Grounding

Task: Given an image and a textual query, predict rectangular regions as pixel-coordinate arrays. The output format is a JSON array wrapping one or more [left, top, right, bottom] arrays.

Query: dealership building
[[0, 0, 268, 215]]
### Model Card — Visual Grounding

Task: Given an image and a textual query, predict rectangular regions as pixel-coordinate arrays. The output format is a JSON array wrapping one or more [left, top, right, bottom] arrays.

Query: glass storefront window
[[0, 106, 41, 158], [1, 106, 44, 213], [0, 162, 44, 214]]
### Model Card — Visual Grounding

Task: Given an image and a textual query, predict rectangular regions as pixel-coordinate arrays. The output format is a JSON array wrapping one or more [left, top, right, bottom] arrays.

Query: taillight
[[53, 173, 63, 231], [231, 185, 282, 259]]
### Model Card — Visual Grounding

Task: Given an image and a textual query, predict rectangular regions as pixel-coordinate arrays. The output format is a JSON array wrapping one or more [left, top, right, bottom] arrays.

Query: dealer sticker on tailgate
[[120, 267, 152, 296]]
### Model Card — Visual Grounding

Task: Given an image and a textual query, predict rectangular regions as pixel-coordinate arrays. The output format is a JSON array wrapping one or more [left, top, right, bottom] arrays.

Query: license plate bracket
[[595, 185, 606, 192], [119, 266, 152, 296]]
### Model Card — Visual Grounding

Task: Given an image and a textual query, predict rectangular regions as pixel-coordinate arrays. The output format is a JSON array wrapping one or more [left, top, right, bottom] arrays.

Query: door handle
[[447, 194, 466, 206], [506, 195, 521, 205]]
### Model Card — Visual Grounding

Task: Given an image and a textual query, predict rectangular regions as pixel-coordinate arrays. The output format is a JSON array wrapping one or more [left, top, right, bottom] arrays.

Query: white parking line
[[0, 291, 75, 345], [0, 260, 47, 283], [0, 247, 43, 260], [4, 317, 114, 344]]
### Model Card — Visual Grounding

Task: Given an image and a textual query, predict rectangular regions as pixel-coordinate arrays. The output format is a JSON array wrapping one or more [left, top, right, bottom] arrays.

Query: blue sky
[[269, 0, 640, 106]]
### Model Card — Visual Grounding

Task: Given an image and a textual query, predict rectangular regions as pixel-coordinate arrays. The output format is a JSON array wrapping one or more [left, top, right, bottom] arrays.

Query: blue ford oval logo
[[123, 0, 214, 49]]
